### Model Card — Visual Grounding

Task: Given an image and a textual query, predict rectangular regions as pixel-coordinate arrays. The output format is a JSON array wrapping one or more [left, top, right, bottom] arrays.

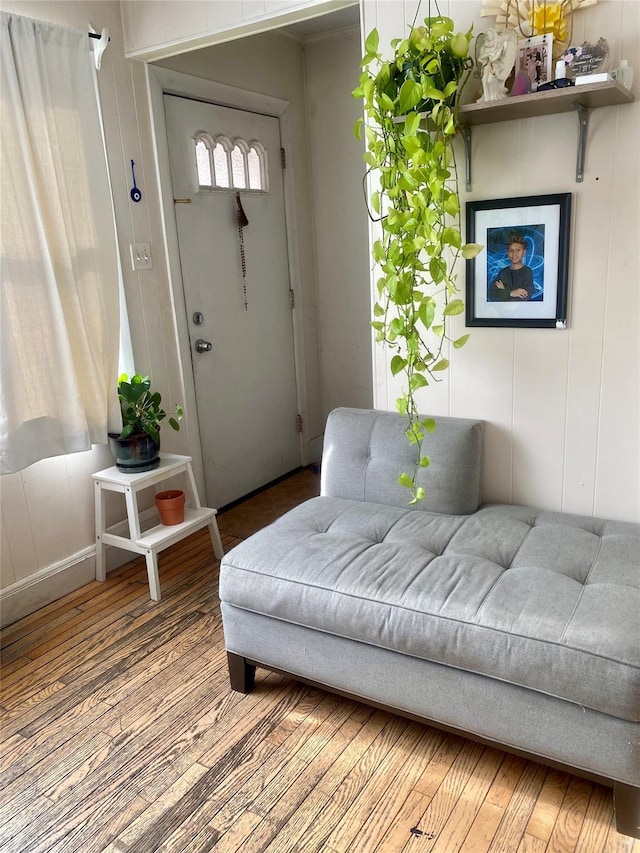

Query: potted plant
[[353, 16, 482, 503], [108, 373, 183, 472]]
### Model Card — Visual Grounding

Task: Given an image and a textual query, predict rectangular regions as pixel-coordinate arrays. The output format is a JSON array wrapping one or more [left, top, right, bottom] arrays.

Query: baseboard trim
[[0, 547, 96, 627], [0, 508, 159, 627]]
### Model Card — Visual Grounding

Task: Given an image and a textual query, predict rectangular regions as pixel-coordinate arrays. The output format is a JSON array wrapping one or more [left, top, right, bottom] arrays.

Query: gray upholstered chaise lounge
[[219, 407, 640, 837]]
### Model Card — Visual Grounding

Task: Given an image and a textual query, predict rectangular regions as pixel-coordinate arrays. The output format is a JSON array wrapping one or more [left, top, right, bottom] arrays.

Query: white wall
[[304, 25, 373, 414], [363, 0, 639, 523]]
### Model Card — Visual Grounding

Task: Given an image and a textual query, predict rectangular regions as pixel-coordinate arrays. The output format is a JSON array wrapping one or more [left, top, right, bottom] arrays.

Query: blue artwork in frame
[[486, 224, 545, 302]]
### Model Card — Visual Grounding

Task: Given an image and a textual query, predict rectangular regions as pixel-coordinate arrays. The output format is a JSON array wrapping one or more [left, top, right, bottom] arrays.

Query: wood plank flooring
[[1, 471, 638, 853]]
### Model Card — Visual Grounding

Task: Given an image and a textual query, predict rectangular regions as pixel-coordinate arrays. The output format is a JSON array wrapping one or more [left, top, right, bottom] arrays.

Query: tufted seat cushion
[[219, 498, 640, 723]]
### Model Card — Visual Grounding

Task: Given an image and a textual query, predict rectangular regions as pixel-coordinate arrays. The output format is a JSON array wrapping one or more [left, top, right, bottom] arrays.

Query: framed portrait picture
[[465, 193, 572, 328], [517, 34, 554, 91]]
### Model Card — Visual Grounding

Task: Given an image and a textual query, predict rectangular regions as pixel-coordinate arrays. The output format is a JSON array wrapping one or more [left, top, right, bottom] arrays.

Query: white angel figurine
[[477, 28, 518, 101]]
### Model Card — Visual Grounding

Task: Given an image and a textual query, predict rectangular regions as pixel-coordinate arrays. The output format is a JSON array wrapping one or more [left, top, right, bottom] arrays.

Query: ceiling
[[283, 4, 360, 39]]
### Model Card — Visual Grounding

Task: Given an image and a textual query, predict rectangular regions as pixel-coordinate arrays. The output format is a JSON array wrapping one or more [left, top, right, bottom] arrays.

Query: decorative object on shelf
[[611, 59, 634, 90], [108, 373, 183, 472], [476, 28, 518, 101], [537, 76, 575, 91], [510, 70, 532, 95], [155, 489, 185, 525], [353, 15, 481, 502], [561, 37, 610, 80], [481, 0, 597, 60], [517, 34, 554, 91], [465, 193, 571, 328]]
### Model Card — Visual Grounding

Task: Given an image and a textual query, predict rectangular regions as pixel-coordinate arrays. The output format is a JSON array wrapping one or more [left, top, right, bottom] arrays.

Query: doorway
[[147, 11, 369, 508], [164, 94, 301, 509]]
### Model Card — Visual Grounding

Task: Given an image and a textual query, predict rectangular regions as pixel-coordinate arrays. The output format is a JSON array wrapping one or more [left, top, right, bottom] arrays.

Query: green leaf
[[396, 397, 408, 415], [401, 134, 421, 155], [444, 298, 465, 316], [442, 227, 461, 249], [450, 31, 469, 58], [419, 455, 430, 468], [444, 80, 458, 98], [432, 324, 444, 338], [365, 28, 379, 55], [410, 372, 428, 391], [379, 92, 395, 112], [388, 317, 403, 339], [419, 300, 435, 329], [353, 117, 363, 139], [443, 192, 459, 217], [398, 472, 414, 488], [373, 302, 385, 317], [453, 333, 470, 349], [422, 417, 436, 433], [371, 191, 380, 214], [462, 242, 483, 259], [399, 79, 422, 114], [390, 354, 407, 376], [431, 358, 450, 371], [404, 111, 421, 136], [429, 256, 447, 283], [422, 86, 444, 101]]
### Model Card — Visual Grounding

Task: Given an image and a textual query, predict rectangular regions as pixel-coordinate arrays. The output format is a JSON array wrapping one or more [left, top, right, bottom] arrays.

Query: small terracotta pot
[[155, 490, 185, 525]]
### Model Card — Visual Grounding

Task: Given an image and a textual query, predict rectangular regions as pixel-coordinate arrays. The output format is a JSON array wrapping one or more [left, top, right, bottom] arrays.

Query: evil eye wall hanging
[[130, 160, 142, 203]]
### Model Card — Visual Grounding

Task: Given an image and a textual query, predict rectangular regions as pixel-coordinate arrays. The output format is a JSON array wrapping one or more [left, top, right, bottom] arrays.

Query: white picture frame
[[517, 34, 554, 91]]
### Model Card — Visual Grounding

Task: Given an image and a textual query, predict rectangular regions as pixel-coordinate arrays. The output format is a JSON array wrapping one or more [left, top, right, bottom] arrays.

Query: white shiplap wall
[[362, 0, 640, 523]]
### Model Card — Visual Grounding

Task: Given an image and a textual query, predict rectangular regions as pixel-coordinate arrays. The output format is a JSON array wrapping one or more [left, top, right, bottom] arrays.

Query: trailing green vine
[[353, 17, 482, 503]]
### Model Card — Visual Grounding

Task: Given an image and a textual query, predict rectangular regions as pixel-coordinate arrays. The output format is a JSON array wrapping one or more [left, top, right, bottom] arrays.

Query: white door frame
[[146, 65, 310, 502]]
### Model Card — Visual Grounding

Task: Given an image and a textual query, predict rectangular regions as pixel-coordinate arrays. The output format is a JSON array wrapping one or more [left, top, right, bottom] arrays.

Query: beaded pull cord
[[236, 193, 249, 311]]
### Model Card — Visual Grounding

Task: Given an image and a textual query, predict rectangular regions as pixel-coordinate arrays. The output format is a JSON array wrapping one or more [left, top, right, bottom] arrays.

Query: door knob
[[194, 339, 212, 353]]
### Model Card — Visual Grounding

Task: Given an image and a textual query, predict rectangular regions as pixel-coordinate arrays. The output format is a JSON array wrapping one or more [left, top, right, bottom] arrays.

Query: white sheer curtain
[[0, 12, 121, 474]]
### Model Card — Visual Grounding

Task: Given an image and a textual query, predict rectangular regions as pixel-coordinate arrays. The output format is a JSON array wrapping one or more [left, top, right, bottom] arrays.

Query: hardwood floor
[[1, 470, 638, 853]]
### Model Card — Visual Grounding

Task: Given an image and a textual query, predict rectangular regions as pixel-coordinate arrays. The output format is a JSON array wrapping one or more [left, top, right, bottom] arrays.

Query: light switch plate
[[130, 243, 152, 270]]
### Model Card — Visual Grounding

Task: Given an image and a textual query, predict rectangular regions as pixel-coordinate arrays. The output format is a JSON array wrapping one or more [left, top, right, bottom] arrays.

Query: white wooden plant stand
[[93, 453, 223, 601]]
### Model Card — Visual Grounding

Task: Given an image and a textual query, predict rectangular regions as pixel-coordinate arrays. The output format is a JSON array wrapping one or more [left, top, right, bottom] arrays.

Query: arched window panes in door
[[193, 132, 268, 193]]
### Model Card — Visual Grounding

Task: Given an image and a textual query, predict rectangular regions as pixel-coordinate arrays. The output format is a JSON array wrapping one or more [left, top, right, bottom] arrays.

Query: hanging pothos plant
[[353, 16, 482, 503]]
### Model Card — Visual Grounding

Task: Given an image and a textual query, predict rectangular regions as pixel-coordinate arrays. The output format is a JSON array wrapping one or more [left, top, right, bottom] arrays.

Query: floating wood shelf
[[458, 79, 634, 124], [457, 80, 634, 187]]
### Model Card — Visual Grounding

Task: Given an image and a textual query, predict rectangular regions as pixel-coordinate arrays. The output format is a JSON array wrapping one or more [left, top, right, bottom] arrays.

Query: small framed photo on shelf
[[465, 193, 572, 329], [517, 35, 554, 91]]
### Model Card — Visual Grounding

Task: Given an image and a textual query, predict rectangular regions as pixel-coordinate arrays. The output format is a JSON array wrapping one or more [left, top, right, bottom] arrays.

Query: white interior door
[[164, 94, 301, 508]]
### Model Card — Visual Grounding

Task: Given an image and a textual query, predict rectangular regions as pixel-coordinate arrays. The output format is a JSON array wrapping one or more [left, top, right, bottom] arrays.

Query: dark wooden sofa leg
[[614, 782, 640, 839], [227, 652, 256, 694]]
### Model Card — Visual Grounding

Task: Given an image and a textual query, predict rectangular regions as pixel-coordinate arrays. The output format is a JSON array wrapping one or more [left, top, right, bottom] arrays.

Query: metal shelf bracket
[[461, 125, 473, 191], [574, 103, 589, 183]]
